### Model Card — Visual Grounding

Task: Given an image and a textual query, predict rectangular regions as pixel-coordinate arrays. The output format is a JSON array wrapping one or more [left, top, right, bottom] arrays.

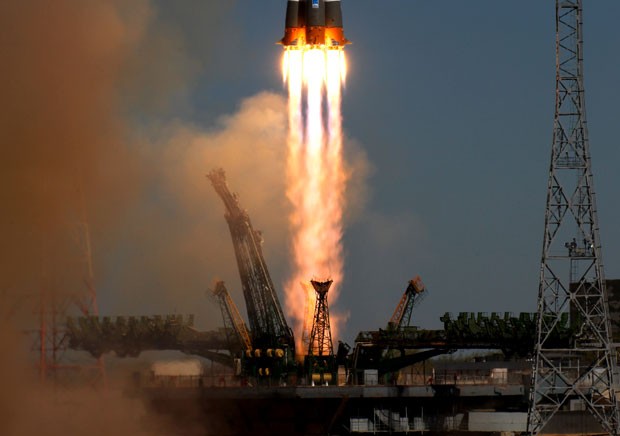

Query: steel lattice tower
[[308, 279, 334, 357], [37, 220, 107, 390], [528, 1, 619, 434], [208, 168, 294, 351]]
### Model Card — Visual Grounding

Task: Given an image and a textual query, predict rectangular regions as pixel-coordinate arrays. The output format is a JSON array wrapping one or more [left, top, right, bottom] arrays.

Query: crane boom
[[388, 276, 426, 329], [207, 168, 294, 351], [212, 281, 252, 351]]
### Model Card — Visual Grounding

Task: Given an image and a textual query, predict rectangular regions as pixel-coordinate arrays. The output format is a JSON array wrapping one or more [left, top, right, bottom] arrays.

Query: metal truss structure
[[528, 1, 619, 433], [308, 279, 334, 357], [388, 276, 426, 330], [211, 280, 252, 352], [66, 314, 234, 366], [36, 220, 107, 390], [208, 168, 294, 351]]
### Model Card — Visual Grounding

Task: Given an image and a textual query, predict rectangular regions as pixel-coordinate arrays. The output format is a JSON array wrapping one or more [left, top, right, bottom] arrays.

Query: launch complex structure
[[528, 1, 619, 433], [43, 0, 620, 435]]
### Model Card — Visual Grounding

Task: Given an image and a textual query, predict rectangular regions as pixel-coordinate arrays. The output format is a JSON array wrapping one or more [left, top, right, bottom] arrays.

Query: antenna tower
[[528, 1, 619, 433]]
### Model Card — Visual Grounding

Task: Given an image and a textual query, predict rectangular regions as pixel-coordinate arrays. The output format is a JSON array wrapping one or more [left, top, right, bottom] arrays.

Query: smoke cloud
[[0, 0, 151, 305], [0, 1, 202, 434], [103, 92, 290, 321], [0, 0, 370, 433], [117, 91, 371, 332]]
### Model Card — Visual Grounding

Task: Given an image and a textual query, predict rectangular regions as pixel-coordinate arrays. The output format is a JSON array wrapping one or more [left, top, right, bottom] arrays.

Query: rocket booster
[[281, 0, 349, 48]]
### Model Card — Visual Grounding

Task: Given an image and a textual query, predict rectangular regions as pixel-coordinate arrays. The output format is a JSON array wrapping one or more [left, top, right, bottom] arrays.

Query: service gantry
[[528, 1, 619, 434], [208, 168, 295, 352]]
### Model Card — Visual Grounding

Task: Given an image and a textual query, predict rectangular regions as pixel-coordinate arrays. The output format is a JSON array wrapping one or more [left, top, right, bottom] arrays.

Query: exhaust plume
[[283, 47, 348, 355]]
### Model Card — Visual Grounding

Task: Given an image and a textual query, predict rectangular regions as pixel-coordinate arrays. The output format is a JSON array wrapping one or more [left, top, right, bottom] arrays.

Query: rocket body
[[281, 0, 348, 48]]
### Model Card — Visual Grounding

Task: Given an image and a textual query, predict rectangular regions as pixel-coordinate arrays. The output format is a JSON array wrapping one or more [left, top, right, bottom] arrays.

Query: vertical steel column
[[208, 168, 295, 351], [528, 1, 619, 434], [308, 279, 334, 357]]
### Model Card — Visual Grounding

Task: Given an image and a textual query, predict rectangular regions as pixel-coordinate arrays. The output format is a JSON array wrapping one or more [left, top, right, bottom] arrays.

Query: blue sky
[[100, 1, 620, 343]]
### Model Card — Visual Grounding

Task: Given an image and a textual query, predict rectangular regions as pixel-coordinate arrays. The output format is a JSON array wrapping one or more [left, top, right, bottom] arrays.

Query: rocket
[[280, 0, 349, 48]]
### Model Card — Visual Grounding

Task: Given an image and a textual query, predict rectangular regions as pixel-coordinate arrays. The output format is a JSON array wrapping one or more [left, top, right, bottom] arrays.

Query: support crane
[[350, 277, 442, 384], [387, 276, 426, 330], [207, 168, 294, 352], [211, 281, 252, 352]]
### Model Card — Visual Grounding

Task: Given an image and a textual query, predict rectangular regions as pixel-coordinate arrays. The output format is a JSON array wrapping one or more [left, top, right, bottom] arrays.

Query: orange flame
[[283, 47, 347, 359]]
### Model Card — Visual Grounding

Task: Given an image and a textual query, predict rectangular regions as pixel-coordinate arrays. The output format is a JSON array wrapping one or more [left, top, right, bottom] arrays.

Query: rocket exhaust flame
[[283, 46, 347, 358]]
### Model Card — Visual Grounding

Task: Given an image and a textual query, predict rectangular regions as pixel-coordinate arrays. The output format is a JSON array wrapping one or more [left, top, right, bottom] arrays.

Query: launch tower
[[208, 168, 294, 353], [36, 220, 107, 390], [528, 1, 619, 434]]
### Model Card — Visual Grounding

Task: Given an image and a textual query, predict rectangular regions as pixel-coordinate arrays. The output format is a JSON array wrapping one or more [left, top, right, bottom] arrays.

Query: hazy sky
[[90, 1, 620, 344]]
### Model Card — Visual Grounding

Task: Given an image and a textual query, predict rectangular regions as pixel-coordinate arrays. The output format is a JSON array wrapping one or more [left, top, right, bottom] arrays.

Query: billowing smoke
[[0, 0, 149, 301], [0, 0, 369, 432], [151, 359, 203, 377], [0, 0, 213, 433], [125, 90, 370, 331], [106, 92, 290, 319]]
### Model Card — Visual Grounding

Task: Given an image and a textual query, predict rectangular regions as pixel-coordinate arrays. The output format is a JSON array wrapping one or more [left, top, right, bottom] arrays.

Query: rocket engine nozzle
[[280, 0, 349, 48]]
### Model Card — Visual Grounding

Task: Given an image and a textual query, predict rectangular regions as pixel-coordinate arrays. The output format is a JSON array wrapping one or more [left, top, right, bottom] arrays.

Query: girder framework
[[388, 276, 426, 330], [212, 281, 252, 352], [308, 279, 334, 357], [36, 220, 107, 390], [66, 314, 234, 366], [528, 1, 619, 434], [207, 168, 294, 351]]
